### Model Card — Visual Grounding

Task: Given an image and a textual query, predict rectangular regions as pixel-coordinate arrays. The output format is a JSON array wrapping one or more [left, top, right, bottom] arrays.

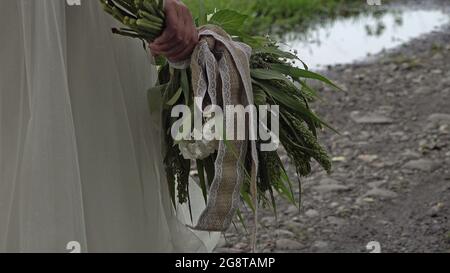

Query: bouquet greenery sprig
[[100, 0, 340, 220]]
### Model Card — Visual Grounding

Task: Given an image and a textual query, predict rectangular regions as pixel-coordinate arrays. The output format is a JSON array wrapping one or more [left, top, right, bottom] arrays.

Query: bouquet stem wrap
[[189, 25, 258, 232]]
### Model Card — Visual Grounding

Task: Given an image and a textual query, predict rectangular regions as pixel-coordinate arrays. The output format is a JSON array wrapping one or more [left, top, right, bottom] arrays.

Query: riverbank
[[185, 0, 367, 35], [216, 0, 450, 253]]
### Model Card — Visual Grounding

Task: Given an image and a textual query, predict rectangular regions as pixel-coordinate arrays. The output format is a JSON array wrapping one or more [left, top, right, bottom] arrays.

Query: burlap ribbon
[[187, 25, 258, 232]]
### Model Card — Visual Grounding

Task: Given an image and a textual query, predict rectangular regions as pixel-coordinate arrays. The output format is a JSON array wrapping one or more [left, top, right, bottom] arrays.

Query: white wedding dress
[[0, 0, 218, 252]]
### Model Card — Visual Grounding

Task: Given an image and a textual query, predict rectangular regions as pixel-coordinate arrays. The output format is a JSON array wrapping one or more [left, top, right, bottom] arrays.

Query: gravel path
[[216, 0, 450, 253]]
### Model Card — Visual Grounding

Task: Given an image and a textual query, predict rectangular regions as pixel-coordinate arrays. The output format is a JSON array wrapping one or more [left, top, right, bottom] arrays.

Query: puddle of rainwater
[[283, 9, 450, 70]]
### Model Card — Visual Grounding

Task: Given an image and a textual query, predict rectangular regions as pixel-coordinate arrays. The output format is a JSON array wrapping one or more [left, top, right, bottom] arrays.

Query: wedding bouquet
[[100, 0, 340, 229]]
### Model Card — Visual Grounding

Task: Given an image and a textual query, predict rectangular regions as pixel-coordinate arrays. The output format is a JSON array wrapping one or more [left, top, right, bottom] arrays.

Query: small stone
[[313, 184, 352, 193], [332, 156, 346, 162], [428, 202, 444, 217], [275, 229, 295, 238], [439, 124, 449, 134], [319, 177, 340, 185], [275, 239, 303, 250], [304, 209, 319, 218], [350, 111, 394, 124], [234, 242, 249, 250], [367, 180, 387, 188], [403, 159, 440, 172], [307, 227, 315, 233], [401, 149, 421, 160], [285, 205, 300, 215], [329, 202, 340, 208], [358, 154, 379, 163], [312, 241, 329, 250], [431, 69, 443, 74], [364, 188, 398, 199], [427, 113, 450, 124], [327, 216, 346, 226], [260, 216, 276, 226]]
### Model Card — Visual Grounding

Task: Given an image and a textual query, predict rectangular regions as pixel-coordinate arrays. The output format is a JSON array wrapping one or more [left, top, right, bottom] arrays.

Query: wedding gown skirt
[[0, 0, 218, 252]]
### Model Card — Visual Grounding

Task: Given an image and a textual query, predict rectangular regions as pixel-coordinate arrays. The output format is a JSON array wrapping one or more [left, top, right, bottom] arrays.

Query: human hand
[[149, 0, 198, 62]]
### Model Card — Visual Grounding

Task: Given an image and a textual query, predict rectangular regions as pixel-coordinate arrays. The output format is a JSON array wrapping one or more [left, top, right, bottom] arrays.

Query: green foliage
[[101, 2, 341, 221], [184, 0, 364, 35]]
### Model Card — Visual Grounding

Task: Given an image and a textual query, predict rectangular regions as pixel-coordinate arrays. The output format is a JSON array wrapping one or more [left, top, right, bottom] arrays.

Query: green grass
[[184, 0, 365, 35]]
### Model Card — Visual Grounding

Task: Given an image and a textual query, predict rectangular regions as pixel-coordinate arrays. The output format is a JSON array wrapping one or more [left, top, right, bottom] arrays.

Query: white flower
[[178, 139, 218, 160]]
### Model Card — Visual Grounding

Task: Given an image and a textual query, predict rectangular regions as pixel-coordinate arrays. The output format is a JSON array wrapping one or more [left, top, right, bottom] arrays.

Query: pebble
[[327, 216, 346, 226], [274, 229, 295, 238], [329, 202, 340, 208], [364, 188, 398, 199], [362, 197, 375, 203], [403, 159, 440, 172], [312, 241, 329, 250], [275, 239, 303, 250], [304, 209, 320, 218], [367, 180, 387, 188], [234, 242, 249, 250], [428, 202, 444, 217], [358, 154, 379, 163], [260, 216, 276, 226], [350, 111, 394, 124], [427, 113, 450, 125], [285, 205, 300, 215], [319, 177, 340, 185], [313, 184, 352, 193], [332, 156, 347, 162]]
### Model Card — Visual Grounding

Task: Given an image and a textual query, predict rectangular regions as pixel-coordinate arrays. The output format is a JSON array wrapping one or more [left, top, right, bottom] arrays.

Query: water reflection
[[283, 9, 450, 70]]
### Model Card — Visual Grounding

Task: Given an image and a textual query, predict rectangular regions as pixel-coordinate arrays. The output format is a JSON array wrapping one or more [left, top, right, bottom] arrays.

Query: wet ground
[[216, 0, 450, 253]]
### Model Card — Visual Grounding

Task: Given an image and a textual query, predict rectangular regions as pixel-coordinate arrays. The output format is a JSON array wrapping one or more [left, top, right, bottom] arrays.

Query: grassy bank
[[184, 0, 365, 34]]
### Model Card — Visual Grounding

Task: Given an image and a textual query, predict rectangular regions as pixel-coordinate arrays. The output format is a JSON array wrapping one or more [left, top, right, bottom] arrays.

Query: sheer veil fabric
[[0, 0, 218, 252]]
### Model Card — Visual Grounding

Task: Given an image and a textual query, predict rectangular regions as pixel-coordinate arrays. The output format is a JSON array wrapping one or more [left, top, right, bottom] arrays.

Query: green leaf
[[252, 85, 267, 105], [251, 68, 289, 82], [271, 64, 344, 91], [236, 209, 248, 234], [198, 0, 207, 26], [208, 9, 248, 34], [234, 32, 268, 49], [253, 46, 299, 60], [252, 79, 323, 126], [240, 186, 255, 212], [166, 87, 182, 106], [278, 168, 297, 205], [251, 68, 300, 96], [154, 55, 166, 66], [180, 69, 191, 105]]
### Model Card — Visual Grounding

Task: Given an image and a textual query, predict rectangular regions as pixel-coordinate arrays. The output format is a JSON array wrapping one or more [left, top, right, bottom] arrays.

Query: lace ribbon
[[187, 26, 258, 242]]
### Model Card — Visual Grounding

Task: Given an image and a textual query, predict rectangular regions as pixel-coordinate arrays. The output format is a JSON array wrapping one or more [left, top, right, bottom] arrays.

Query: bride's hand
[[149, 0, 198, 62]]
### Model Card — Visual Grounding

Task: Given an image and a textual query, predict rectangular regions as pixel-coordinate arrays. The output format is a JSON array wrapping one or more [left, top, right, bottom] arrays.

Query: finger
[[168, 43, 195, 62], [150, 34, 182, 52], [168, 37, 197, 62], [149, 47, 160, 57], [160, 41, 186, 57], [153, 2, 181, 45]]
